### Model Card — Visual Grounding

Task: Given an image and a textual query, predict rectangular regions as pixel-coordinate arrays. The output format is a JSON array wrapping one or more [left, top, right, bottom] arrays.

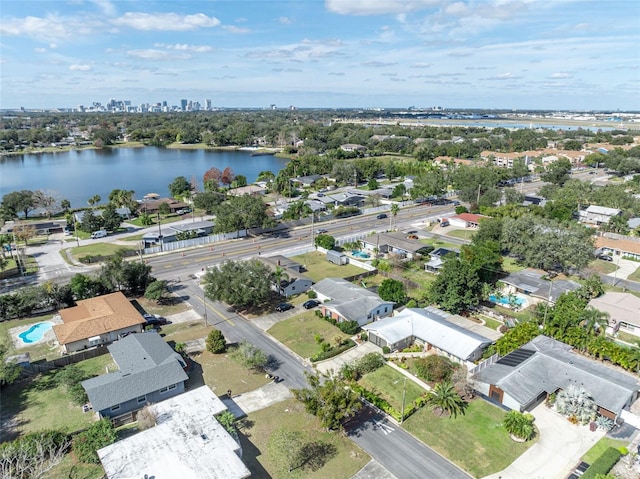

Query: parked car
[[376, 213, 388, 219], [303, 299, 320, 309], [275, 303, 294, 312], [90, 230, 107, 239], [143, 313, 167, 326], [597, 254, 613, 262], [440, 221, 449, 227], [316, 228, 328, 234]]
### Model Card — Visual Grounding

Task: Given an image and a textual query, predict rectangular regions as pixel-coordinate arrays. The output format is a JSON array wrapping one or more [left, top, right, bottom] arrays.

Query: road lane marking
[[373, 420, 395, 435], [192, 293, 235, 326]]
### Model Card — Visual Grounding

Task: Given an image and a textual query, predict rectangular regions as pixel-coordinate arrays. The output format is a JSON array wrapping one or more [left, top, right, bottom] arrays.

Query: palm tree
[[87, 194, 101, 209], [390, 203, 399, 229], [503, 410, 536, 441], [272, 265, 290, 297], [426, 381, 466, 418], [579, 307, 609, 337]]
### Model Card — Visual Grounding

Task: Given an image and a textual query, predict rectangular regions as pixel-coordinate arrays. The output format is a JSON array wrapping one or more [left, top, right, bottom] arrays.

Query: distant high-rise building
[[180, 99, 188, 111], [205, 99, 212, 110]]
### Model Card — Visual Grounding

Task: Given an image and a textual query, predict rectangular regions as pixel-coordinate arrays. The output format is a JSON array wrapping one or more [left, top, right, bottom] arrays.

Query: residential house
[[522, 195, 546, 207], [54, 292, 146, 353], [588, 292, 640, 337], [312, 278, 393, 326], [499, 269, 581, 303], [627, 218, 640, 230], [81, 331, 188, 419], [579, 205, 622, 226], [226, 185, 267, 196], [472, 335, 640, 421], [361, 232, 427, 260], [258, 255, 313, 297], [340, 144, 366, 152], [595, 233, 640, 261], [364, 307, 494, 366], [292, 174, 324, 188], [97, 386, 251, 479], [424, 247, 459, 273], [138, 197, 189, 215], [449, 213, 488, 228]]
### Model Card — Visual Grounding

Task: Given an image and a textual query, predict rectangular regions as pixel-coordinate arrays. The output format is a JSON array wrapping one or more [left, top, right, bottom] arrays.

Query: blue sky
[[1, 0, 639, 110]]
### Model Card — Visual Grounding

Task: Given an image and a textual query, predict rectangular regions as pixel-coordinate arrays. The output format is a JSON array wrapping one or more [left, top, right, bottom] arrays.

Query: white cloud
[[90, 0, 117, 17], [126, 49, 191, 61], [325, 0, 443, 16], [0, 15, 73, 42], [279, 16, 293, 24], [113, 12, 220, 31], [222, 25, 251, 34], [154, 43, 213, 52], [69, 64, 92, 71], [34, 47, 47, 53], [550, 72, 571, 79]]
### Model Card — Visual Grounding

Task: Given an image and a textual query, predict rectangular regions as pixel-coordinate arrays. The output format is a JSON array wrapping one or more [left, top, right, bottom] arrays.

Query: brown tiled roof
[[595, 236, 640, 255], [54, 292, 145, 345]]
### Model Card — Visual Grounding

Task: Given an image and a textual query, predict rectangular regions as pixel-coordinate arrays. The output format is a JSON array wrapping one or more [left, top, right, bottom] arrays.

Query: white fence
[[143, 230, 246, 254]]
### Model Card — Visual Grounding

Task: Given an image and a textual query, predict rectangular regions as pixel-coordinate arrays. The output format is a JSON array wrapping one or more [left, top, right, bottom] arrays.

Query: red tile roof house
[[448, 213, 488, 229], [53, 292, 146, 354]]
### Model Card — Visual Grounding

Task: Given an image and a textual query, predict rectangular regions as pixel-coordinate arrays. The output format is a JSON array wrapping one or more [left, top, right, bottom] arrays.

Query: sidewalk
[[314, 341, 380, 374], [608, 256, 639, 280]]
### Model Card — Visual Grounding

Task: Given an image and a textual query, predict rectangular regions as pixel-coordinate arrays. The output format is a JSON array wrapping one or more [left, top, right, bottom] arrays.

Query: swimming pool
[[352, 250, 370, 259], [489, 294, 527, 307], [18, 322, 53, 344]]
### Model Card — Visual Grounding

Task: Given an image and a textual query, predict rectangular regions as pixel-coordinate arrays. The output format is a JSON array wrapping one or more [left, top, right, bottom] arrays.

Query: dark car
[[275, 303, 294, 312], [143, 313, 167, 326], [376, 213, 388, 219], [597, 254, 613, 262], [303, 299, 320, 309]]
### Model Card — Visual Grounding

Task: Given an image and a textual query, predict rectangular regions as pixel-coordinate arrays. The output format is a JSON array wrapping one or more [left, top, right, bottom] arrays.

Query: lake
[[0, 147, 288, 208]]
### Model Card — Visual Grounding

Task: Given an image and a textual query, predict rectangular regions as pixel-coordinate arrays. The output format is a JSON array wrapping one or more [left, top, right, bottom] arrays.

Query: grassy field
[[238, 398, 370, 479], [43, 455, 104, 479], [477, 314, 503, 331], [628, 264, 640, 282], [404, 399, 535, 478], [120, 233, 145, 242], [291, 251, 367, 282], [419, 237, 461, 251], [132, 296, 190, 318], [70, 242, 135, 260], [446, 229, 475, 241], [581, 436, 628, 464], [268, 312, 350, 359], [358, 365, 427, 411], [588, 259, 619, 275], [502, 256, 526, 273], [1, 354, 115, 438], [0, 313, 59, 360]]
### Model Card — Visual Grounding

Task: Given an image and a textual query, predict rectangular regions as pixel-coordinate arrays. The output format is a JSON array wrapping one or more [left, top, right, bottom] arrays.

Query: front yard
[[358, 365, 427, 411], [291, 251, 368, 282], [238, 398, 370, 479], [268, 312, 351, 359], [403, 399, 535, 478]]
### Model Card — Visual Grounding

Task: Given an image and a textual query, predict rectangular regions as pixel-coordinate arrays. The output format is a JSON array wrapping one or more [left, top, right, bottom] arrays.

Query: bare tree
[[13, 223, 36, 245], [136, 405, 157, 431], [0, 434, 71, 479], [33, 189, 62, 219]]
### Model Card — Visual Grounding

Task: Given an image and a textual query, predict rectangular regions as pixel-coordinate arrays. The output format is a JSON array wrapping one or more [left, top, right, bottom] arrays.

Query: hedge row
[[351, 384, 423, 423], [310, 339, 356, 362], [581, 447, 622, 479]]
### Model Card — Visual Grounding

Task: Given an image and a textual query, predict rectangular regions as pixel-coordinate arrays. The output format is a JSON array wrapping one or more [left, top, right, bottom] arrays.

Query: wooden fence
[[20, 345, 110, 376]]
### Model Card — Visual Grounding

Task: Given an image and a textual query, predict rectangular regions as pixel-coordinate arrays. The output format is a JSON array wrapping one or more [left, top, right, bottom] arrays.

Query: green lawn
[[0, 314, 59, 361], [477, 314, 503, 331], [291, 252, 367, 282], [70, 242, 135, 260], [502, 256, 526, 273], [581, 437, 628, 464], [404, 399, 536, 478], [446, 229, 475, 241], [589, 259, 619, 275], [419, 238, 461, 251], [120, 233, 145, 242], [358, 365, 427, 411], [43, 455, 104, 479], [628, 265, 640, 282], [1, 354, 115, 437], [238, 398, 370, 479], [268, 312, 350, 359]]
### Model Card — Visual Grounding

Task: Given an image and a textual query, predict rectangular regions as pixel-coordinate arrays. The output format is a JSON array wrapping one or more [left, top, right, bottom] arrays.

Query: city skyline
[[1, 0, 639, 111]]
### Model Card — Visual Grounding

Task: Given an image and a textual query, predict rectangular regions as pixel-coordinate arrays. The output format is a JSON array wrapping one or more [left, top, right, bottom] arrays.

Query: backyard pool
[[352, 250, 371, 259], [489, 294, 527, 307], [18, 322, 53, 344]]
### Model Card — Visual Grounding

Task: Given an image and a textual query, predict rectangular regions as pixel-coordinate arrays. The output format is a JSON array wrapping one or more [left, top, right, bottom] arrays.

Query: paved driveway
[[315, 341, 381, 374], [482, 404, 605, 479]]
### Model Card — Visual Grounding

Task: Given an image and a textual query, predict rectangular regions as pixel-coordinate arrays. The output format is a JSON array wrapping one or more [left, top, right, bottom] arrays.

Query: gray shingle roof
[[82, 332, 188, 412], [313, 278, 380, 302], [473, 336, 640, 416], [500, 269, 581, 302]]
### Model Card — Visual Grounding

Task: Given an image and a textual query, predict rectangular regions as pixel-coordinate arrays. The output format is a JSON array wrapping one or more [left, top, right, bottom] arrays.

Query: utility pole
[[476, 183, 481, 205], [157, 212, 163, 252], [400, 377, 407, 423]]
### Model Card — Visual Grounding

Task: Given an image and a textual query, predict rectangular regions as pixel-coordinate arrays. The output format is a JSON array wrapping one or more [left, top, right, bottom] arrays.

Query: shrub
[[503, 410, 536, 441], [230, 341, 268, 371], [337, 320, 360, 335], [581, 447, 622, 479], [315, 309, 324, 318], [382, 346, 391, 354], [314, 334, 323, 344], [414, 355, 456, 382], [206, 329, 226, 354], [307, 290, 317, 299], [72, 419, 117, 464], [595, 415, 614, 431], [359, 331, 368, 342], [311, 339, 356, 362], [354, 353, 385, 375], [136, 405, 157, 430]]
